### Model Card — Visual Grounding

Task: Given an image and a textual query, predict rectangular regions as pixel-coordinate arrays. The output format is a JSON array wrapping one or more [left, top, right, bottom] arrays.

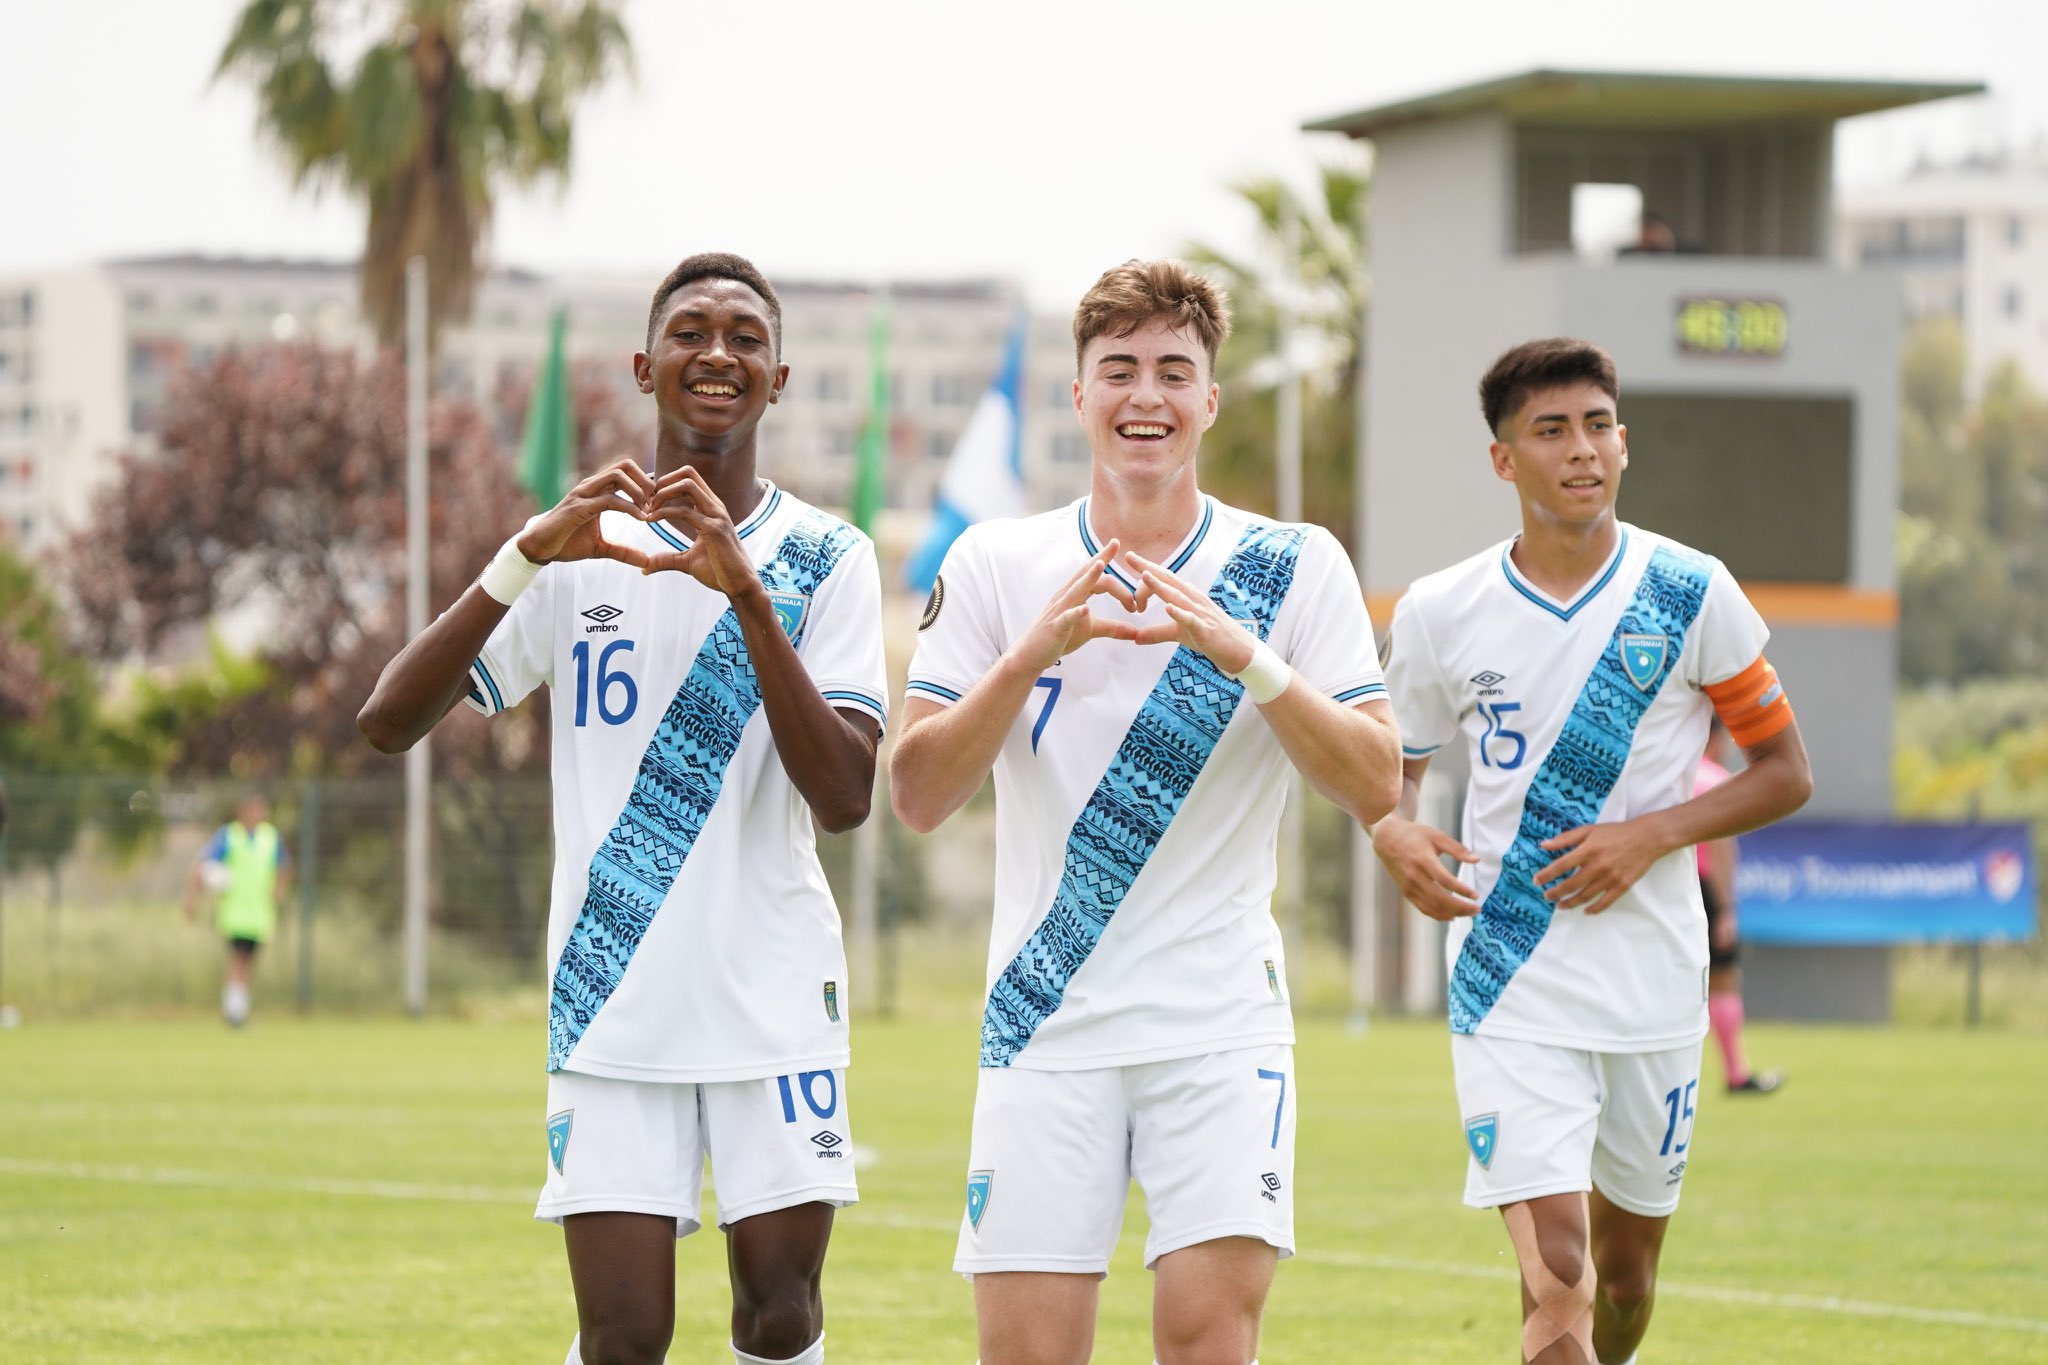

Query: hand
[[1124, 553, 1258, 674], [1536, 818, 1673, 914], [633, 468, 764, 601], [1006, 541, 1146, 674], [513, 460, 659, 568], [1372, 814, 1481, 921]]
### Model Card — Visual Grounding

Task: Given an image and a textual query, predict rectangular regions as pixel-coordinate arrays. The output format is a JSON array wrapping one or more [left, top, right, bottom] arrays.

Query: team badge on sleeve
[[1619, 633, 1669, 691], [966, 1169, 993, 1229], [920, 575, 945, 631], [547, 1109, 574, 1174], [1464, 1112, 1499, 1169], [767, 591, 809, 643], [823, 980, 840, 1023]]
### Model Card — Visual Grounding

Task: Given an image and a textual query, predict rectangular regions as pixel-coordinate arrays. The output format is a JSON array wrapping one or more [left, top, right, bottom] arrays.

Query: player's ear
[[1071, 376, 1083, 416], [1203, 380, 1219, 430], [1489, 438, 1515, 483], [769, 361, 790, 405], [1616, 423, 1628, 469], [632, 351, 655, 394]]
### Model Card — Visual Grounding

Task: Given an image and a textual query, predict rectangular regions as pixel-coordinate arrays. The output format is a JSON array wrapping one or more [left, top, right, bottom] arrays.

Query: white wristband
[[478, 531, 543, 605], [1230, 638, 1292, 704]]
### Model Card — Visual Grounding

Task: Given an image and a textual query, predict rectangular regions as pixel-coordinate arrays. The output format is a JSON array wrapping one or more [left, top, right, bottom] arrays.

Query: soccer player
[[891, 259, 1402, 1365], [1371, 337, 1812, 1364], [1696, 720, 1782, 1095], [358, 253, 887, 1365], [184, 790, 292, 1026]]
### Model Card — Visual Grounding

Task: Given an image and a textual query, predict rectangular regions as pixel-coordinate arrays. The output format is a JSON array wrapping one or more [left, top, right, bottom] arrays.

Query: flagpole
[[850, 290, 890, 1017], [1275, 212, 1307, 990], [403, 255, 431, 1018]]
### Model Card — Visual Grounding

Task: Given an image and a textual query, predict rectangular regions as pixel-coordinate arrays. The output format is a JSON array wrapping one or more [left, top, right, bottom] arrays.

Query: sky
[[1, 0, 2040, 305]]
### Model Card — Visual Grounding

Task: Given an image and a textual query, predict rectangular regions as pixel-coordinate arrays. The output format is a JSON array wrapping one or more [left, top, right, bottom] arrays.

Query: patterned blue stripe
[[1334, 683, 1389, 704], [906, 680, 963, 702], [981, 521, 1307, 1067], [1500, 528, 1630, 622], [548, 509, 859, 1071], [1448, 543, 1711, 1034], [471, 658, 504, 713]]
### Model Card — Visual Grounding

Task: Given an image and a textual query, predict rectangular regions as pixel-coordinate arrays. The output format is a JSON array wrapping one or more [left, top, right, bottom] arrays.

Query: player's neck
[[653, 427, 765, 523], [1510, 510, 1621, 599], [1086, 468, 1204, 564]]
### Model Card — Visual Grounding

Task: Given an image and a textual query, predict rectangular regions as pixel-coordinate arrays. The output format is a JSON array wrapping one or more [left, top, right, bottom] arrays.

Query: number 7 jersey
[[1383, 524, 1776, 1053], [464, 484, 888, 1082]]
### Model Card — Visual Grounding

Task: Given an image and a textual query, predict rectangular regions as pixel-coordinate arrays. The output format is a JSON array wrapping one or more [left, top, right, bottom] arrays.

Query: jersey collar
[[1076, 494, 1216, 591], [648, 480, 782, 554], [1499, 525, 1630, 622]]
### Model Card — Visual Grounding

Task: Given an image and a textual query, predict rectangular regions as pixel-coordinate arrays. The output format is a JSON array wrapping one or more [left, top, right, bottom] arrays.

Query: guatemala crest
[[767, 590, 809, 643], [1464, 1113, 1498, 1169], [547, 1109, 574, 1175], [1618, 633, 1669, 691], [966, 1170, 994, 1230]]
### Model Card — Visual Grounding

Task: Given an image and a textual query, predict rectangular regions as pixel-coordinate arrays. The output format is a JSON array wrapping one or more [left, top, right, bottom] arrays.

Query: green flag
[[519, 309, 574, 509], [851, 294, 890, 536]]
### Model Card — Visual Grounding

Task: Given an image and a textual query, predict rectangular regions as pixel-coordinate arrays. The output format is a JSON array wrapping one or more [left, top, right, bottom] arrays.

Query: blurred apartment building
[[1836, 147, 2048, 393], [0, 255, 1091, 554]]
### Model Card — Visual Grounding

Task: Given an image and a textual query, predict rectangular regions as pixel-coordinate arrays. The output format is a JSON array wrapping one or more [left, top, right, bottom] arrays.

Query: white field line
[[5, 1158, 2043, 1336]]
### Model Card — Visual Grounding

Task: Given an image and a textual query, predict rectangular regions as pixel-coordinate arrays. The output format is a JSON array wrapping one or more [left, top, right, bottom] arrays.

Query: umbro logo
[[1471, 669, 1506, 697], [1666, 1159, 1688, 1185], [1259, 1171, 1282, 1203], [582, 603, 623, 634], [811, 1131, 846, 1159]]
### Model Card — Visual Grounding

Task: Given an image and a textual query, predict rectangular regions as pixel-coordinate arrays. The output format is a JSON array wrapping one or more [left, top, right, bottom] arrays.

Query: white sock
[[563, 1333, 581, 1365], [733, 1332, 822, 1364], [223, 982, 250, 1024]]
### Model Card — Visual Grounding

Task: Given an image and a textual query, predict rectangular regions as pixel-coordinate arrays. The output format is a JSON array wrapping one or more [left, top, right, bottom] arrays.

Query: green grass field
[[2, 1015, 2043, 1363]]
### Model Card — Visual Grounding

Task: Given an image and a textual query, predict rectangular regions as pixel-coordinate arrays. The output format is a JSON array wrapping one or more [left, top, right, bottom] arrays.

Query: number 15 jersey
[[905, 496, 1386, 1072], [465, 484, 888, 1083], [1383, 524, 1777, 1053]]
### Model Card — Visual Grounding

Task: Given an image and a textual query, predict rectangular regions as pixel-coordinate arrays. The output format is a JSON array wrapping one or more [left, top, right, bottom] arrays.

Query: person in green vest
[[185, 791, 291, 1026]]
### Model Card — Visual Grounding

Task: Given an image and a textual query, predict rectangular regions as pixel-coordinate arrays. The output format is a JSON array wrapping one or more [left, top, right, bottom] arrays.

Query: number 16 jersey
[[465, 484, 888, 1083]]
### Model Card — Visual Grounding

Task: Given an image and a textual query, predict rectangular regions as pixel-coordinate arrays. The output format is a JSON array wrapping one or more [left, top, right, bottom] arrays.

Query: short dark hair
[[1072, 259, 1231, 375], [645, 252, 782, 352], [1478, 338, 1620, 436]]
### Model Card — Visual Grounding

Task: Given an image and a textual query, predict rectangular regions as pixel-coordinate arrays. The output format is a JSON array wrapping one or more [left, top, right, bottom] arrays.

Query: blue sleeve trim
[[1402, 743, 1441, 757], [1334, 683, 1390, 704], [471, 657, 505, 713], [202, 828, 228, 862], [906, 679, 963, 703]]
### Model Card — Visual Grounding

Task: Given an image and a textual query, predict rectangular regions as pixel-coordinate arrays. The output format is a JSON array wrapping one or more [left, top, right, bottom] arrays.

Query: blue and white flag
[[905, 315, 1027, 591]]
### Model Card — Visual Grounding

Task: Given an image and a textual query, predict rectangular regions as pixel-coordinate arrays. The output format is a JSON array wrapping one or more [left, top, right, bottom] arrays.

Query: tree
[[1897, 321, 2048, 683], [0, 545, 102, 884], [1184, 159, 1370, 545], [216, 0, 633, 349]]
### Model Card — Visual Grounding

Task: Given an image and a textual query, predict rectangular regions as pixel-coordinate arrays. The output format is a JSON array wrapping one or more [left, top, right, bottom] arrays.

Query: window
[[187, 292, 219, 315], [2009, 217, 2026, 249], [17, 292, 30, 325], [932, 373, 979, 407], [126, 290, 155, 313], [1044, 377, 1074, 410], [1051, 432, 1091, 464], [2006, 287, 2024, 320], [926, 429, 954, 459], [1571, 183, 1647, 259], [812, 369, 849, 403]]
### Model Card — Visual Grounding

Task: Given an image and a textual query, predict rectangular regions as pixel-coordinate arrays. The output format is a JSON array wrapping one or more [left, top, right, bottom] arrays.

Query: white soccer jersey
[[465, 483, 888, 1082], [905, 496, 1386, 1071], [1383, 524, 1770, 1052]]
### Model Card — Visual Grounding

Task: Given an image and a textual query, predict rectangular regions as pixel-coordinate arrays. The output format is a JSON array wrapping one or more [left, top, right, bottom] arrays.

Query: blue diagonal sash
[[548, 510, 859, 1071], [1448, 544, 1712, 1034], [980, 523, 1308, 1067]]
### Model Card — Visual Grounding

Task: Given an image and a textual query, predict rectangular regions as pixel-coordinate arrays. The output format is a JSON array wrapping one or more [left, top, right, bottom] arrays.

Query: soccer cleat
[[1728, 1070, 1783, 1094]]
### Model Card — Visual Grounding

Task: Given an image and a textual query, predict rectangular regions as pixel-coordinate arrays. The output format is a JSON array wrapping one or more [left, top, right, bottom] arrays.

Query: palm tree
[[1185, 160, 1370, 546], [217, 0, 632, 349]]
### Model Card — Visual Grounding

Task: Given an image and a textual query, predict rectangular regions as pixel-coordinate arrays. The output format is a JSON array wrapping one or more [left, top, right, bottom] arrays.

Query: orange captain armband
[[1704, 656, 1794, 748]]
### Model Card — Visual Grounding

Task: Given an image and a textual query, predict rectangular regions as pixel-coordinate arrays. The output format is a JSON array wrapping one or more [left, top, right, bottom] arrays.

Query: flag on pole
[[851, 294, 890, 536], [519, 308, 573, 509], [904, 313, 1028, 591]]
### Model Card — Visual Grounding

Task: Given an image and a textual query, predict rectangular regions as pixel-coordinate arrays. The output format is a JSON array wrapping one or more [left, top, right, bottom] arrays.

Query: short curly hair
[[1072, 259, 1231, 375], [646, 252, 782, 352]]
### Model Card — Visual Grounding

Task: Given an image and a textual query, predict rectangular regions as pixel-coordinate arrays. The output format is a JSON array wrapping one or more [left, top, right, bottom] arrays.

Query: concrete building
[[0, 256, 1090, 557], [1837, 149, 2048, 393], [1307, 68, 1982, 1019]]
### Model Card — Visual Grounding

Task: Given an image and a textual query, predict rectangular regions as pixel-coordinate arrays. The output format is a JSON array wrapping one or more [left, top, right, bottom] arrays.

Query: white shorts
[[954, 1045, 1296, 1276], [1451, 1034, 1705, 1217], [535, 1068, 857, 1237]]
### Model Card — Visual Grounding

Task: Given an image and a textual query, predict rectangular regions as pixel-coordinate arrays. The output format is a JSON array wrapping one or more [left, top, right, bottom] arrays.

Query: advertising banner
[[1734, 823, 2036, 945]]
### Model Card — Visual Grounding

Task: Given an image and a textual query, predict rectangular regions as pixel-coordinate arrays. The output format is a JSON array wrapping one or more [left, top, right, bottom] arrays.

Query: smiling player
[[891, 259, 1401, 1365], [358, 253, 886, 1365], [1371, 338, 1812, 1364]]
